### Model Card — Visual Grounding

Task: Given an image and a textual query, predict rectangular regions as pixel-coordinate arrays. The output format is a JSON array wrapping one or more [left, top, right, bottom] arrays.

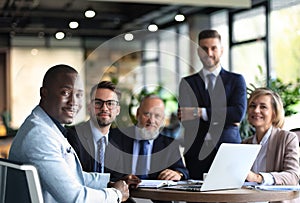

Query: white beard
[[137, 127, 160, 140]]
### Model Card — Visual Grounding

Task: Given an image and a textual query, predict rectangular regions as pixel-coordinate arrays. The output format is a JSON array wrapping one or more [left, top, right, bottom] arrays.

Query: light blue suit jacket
[[9, 106, 120, 203]]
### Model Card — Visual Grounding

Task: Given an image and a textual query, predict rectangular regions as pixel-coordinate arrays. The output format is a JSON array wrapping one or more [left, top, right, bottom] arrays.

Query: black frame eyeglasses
[[92, 99, 119, 109]]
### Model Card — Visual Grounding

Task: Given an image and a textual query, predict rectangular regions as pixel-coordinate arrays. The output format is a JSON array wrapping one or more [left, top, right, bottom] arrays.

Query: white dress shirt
[[252, 126, 275, 185], [201, 65, 222, 121], [89, 120, 109, 160]]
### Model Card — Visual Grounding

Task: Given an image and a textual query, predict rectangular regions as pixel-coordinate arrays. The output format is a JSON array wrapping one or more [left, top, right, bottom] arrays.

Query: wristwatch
[[193, 107, 198, 118], [175, 171, 184, 179]]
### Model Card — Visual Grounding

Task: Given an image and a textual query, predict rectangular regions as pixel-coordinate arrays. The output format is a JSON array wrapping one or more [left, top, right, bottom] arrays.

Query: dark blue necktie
[[136, 140, 150, 179]]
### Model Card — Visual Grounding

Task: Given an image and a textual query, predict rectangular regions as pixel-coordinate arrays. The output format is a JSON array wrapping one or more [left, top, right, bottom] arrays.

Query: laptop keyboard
[[179, 185, 202, 191], [164, 184, 203, 192]]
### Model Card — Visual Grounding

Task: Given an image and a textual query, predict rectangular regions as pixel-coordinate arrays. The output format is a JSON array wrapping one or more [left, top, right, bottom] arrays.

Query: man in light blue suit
[[9, 64, 129, 203]]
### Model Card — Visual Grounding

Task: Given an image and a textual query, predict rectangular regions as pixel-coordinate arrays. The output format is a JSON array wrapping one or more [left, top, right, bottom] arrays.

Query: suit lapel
[[121, 127, 135, 172], [79, 123, 96, 156], [152, 135, 164, 153]]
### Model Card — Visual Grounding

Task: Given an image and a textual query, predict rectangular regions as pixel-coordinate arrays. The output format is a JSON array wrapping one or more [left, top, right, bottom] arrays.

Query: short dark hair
[[42, 64, 77, 88], [198, 29, 221, 42], [90, 81, 121, 101]]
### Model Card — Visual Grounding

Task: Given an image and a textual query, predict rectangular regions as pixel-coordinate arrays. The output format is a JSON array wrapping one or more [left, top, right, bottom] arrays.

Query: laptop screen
[[163, 143, 261, 192]]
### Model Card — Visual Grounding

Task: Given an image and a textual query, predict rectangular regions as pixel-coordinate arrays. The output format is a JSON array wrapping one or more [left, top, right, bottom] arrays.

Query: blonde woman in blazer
[[243, 87, 299, 203]]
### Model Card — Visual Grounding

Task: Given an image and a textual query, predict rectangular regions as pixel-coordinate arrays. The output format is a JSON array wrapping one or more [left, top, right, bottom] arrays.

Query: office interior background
[[0, 0, 299, 133]]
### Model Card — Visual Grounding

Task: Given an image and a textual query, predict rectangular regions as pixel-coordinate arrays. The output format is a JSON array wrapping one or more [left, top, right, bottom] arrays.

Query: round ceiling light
[[148, 23, 158, 32], [85, 9, 96, 18], [69, 21, 79, 29], [55, 31, 65, 40], [175, 13, 185, 22]]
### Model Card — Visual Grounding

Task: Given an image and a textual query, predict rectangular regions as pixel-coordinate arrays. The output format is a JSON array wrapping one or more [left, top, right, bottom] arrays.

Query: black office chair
[[0, 158, 44, 203]]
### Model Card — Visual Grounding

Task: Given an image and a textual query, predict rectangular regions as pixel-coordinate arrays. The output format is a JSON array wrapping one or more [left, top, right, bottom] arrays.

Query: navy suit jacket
[[179, 68, 247, 179], [67, 121, 112, 173], [106, 126, 189, 181]]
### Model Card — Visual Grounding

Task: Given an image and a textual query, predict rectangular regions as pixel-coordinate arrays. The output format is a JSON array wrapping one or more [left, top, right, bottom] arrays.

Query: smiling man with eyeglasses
[[67, 81, 141, 200], [67, 81, 121, 173]]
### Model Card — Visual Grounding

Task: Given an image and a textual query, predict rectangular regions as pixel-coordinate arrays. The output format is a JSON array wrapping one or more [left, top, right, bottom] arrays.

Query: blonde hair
[[248, 87, 285, 128]]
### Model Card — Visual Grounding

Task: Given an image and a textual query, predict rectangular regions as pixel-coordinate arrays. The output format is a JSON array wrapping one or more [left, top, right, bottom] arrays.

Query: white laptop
[[166, 143, 261, 192]]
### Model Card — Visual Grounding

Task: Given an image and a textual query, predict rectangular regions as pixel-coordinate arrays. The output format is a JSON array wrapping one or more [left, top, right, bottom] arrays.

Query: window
[[232, 41, 266, 86], [232, 7, 266, 43], [230, 5, 267, 86], [270, 2, 300, 82], [211, 10, 229, 70]]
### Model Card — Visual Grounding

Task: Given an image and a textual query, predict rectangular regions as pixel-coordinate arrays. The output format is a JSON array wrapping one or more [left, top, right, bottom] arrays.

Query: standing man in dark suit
[[178, 29, 247, 180], [107, 94, 189, 183], [67, 81, 122, 173]]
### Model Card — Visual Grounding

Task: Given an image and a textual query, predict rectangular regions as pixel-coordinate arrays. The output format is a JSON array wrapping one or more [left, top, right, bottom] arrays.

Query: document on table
[[138, 180, 178, 188], [255, 185, 300, 191]]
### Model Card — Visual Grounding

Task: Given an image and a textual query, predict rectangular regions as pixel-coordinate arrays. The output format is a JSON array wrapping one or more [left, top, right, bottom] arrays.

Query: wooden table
[[131, 187, 300, 202]]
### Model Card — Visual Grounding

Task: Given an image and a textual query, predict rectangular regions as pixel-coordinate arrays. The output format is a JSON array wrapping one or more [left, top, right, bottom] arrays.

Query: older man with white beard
[[107, 95, 189, 203]]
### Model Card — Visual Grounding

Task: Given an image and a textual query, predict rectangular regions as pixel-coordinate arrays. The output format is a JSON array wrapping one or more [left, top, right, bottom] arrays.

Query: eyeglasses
[[142, 112, 164, 120], [92, 99, 119, 109]]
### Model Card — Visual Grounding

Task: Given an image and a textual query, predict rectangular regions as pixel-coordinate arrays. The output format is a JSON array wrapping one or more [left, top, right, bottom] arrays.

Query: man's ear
[[136, 107, 140, 118], [40, 87, 47, 98], [87, 102, 93, 113], [116, 106, 121, 116], [220, 45, 224, 56]]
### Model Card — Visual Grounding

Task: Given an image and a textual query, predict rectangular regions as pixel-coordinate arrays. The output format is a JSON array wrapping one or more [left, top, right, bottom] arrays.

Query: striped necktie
[[207, 73, 215, 93], [96, 136, 106, 173]]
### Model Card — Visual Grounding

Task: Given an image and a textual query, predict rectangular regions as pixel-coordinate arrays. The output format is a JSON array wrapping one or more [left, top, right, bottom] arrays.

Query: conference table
[[131, 187, 300, 202]]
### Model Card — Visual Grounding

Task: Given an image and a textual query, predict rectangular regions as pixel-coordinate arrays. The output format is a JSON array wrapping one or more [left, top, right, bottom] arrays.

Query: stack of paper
[[255, 185, 300, 191], [138, 180, 178, 188]]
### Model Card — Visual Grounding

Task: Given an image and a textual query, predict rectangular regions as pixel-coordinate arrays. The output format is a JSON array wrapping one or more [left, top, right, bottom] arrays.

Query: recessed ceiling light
[[124, 33, 134, 41], [55, 31, 65, 40], [175, 13, 185, 22], [69, 21, 79, 29], [85, 9, 96, 18], [148, 23, 158, 32]]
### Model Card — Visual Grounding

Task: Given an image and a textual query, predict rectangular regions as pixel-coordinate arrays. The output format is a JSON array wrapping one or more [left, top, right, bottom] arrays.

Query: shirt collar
[[202, 65, 222, 78], [252, 126, 273, 145], [48, 115, 67, 137], [89, 120, 109, 145]]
